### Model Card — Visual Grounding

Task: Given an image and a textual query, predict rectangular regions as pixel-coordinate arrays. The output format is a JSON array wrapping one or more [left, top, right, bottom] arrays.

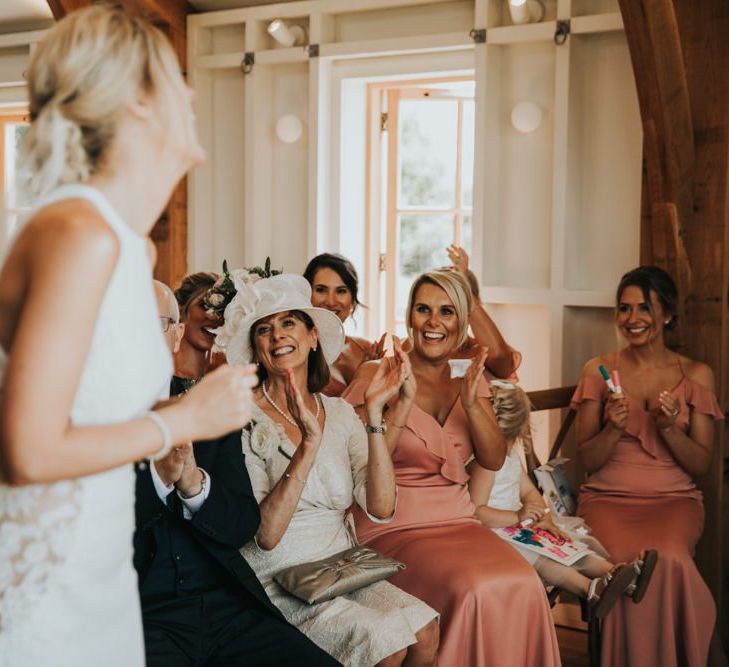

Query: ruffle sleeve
[[570, 373, 608, 411], [502, 346, 522, 382], [343, 375, 475, 485], [684, 379, 725, 421], [342, 377, 368, 408]]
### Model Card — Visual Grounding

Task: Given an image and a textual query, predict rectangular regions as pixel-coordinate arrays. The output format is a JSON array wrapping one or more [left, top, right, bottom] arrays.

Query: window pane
[[396, 214, 453, 321], [461, 101, 475, 207], [462, 214, 472, 254], [6, 123, 31, 209], [399, 100, 457, 208]]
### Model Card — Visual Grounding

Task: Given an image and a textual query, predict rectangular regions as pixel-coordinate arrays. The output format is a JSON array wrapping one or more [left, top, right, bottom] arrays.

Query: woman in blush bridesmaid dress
[[344, 268, 560, 667], [572, 266, 723, 667]]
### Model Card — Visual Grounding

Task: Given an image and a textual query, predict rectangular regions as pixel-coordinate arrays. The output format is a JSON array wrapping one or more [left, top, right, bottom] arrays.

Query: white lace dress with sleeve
[[0, 185, 172, 667], [240, 395, 438, 667]]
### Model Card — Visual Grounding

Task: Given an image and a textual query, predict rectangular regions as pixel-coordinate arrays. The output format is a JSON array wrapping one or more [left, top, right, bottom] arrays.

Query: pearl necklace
[[262, 382, 320, 428]]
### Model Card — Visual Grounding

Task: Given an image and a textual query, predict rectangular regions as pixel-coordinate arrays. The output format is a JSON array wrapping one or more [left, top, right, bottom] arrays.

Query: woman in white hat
[[216, 272, 439, 667]]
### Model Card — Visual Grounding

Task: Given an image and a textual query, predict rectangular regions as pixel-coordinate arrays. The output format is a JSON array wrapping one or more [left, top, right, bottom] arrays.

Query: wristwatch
[[365, 422, 387, 434]]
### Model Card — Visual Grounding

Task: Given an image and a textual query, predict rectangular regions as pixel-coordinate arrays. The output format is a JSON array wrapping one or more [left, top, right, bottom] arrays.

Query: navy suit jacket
[[133, 428, 284, 621]]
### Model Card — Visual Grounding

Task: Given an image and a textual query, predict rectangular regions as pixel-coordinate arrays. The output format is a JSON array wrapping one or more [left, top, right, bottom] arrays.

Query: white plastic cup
[[448, 359, 471, 379]]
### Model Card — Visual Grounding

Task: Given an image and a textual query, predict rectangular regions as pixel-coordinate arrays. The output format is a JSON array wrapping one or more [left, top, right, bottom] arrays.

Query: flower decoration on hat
[[203, 258, 282, 320], [204, 258, 283, 352]]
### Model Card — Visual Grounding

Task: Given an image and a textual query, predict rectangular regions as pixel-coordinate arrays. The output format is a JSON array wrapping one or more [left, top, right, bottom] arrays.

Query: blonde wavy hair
[[490, 382, 534, 454], [406, 269, 473, 349], [21, 4, 185, 200]]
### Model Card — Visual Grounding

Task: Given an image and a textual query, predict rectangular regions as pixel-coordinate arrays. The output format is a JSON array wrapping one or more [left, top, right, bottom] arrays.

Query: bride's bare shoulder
[[16, 198, 120, 263]]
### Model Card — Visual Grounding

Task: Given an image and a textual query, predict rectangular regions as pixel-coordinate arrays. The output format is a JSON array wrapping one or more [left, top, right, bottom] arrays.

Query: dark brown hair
[[174, 272, 220, 317], [250, 310, 331, 393], [616, 266, 678, 330], [303, 253, 362, 314]]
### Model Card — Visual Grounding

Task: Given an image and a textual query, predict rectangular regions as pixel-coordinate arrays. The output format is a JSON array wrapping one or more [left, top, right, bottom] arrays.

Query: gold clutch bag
[[274, 546, 406, 605]]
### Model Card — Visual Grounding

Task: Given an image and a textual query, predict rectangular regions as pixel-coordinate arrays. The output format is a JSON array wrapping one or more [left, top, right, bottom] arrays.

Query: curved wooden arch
[[619, 0, 729, 647], [618, 0, 694, 345]]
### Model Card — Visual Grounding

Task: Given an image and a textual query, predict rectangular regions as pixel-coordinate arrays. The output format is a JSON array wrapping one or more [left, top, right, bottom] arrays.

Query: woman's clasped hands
[[654, 390, 681, 430], [605, 384, 681, 434]]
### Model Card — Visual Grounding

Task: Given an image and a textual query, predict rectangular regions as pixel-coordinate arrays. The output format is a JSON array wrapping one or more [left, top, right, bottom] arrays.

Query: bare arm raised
[[0, 205, 255, 485]]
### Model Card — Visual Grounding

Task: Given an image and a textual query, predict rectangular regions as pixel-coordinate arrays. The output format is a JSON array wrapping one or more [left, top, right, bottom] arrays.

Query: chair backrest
[[524, 385, 576, 484]]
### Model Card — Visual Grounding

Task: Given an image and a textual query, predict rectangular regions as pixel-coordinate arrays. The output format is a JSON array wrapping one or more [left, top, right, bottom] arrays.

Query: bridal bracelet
[[147, 411, 173, 461]]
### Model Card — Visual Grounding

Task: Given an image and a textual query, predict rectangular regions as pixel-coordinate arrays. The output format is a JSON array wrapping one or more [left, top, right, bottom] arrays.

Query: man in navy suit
[[132, 283, 339, 666]]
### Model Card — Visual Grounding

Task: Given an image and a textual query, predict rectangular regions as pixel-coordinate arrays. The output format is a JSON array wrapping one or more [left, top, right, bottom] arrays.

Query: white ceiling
[[0, 0, 52, 34]]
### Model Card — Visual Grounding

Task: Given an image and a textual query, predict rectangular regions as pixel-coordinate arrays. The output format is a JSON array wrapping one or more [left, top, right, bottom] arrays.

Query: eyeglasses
[[160, 317, 179, 333]]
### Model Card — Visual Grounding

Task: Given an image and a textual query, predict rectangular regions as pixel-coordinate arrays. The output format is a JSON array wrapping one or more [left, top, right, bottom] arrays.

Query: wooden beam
[[47, 0, 189, 29], [46, 0, 194, 288], [618, 0, 694, 346], [620, 0, 729, 649]]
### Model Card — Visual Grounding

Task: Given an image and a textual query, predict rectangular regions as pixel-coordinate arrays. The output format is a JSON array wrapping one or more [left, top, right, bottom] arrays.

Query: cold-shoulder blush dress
[[571, 373, 723, 667]]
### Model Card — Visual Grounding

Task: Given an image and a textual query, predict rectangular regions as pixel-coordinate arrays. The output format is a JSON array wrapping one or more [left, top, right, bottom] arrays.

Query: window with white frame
[[1, 112, 30, 249], [369, 78, 475, 336]]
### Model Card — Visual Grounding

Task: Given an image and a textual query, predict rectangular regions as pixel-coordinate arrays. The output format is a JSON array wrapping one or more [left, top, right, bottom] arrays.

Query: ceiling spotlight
[[267, 19, 307, 47], [507, 0, 545, 25]]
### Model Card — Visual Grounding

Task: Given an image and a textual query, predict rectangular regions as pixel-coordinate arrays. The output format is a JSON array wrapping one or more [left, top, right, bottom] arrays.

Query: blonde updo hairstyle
[[22, 4, 185, 200], [490, 383, 533, 454], [406, 269, 472, 349]]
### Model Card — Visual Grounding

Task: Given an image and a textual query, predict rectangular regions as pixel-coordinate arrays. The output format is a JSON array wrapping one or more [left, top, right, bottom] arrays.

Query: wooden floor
[[554, 600, 590, 667], [556, 625, 590, 667]]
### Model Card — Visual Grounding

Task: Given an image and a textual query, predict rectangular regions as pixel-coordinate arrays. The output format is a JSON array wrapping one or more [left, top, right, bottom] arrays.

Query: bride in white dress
[[0, 7, 257, 666]]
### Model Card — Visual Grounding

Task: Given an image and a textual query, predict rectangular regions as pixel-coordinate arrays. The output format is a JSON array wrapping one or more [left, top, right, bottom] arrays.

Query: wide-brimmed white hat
[[214, 272, 345, 366]]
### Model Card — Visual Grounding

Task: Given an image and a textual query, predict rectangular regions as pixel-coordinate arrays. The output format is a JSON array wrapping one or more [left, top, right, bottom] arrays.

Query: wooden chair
[[525, 385, 601, 667]]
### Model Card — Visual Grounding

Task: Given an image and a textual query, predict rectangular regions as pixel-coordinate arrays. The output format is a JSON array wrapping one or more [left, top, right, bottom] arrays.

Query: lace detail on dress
[[0, 185, 170, 664], [0, 480, 82, 633]]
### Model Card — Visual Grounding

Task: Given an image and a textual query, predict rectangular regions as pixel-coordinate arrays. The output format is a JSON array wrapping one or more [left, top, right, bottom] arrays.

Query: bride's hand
[[179, 364, 258, 441], [285, 368, 322, 451]]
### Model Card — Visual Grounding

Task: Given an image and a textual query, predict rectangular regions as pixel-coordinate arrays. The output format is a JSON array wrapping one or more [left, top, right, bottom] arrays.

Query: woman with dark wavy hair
[[572, 265, 723, 667], [304, 253, 386, 396]]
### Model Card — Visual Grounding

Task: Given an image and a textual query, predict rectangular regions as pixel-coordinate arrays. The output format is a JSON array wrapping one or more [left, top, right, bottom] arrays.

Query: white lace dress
[[0, 185, 172, 666], [241, 396, 438, 667]]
